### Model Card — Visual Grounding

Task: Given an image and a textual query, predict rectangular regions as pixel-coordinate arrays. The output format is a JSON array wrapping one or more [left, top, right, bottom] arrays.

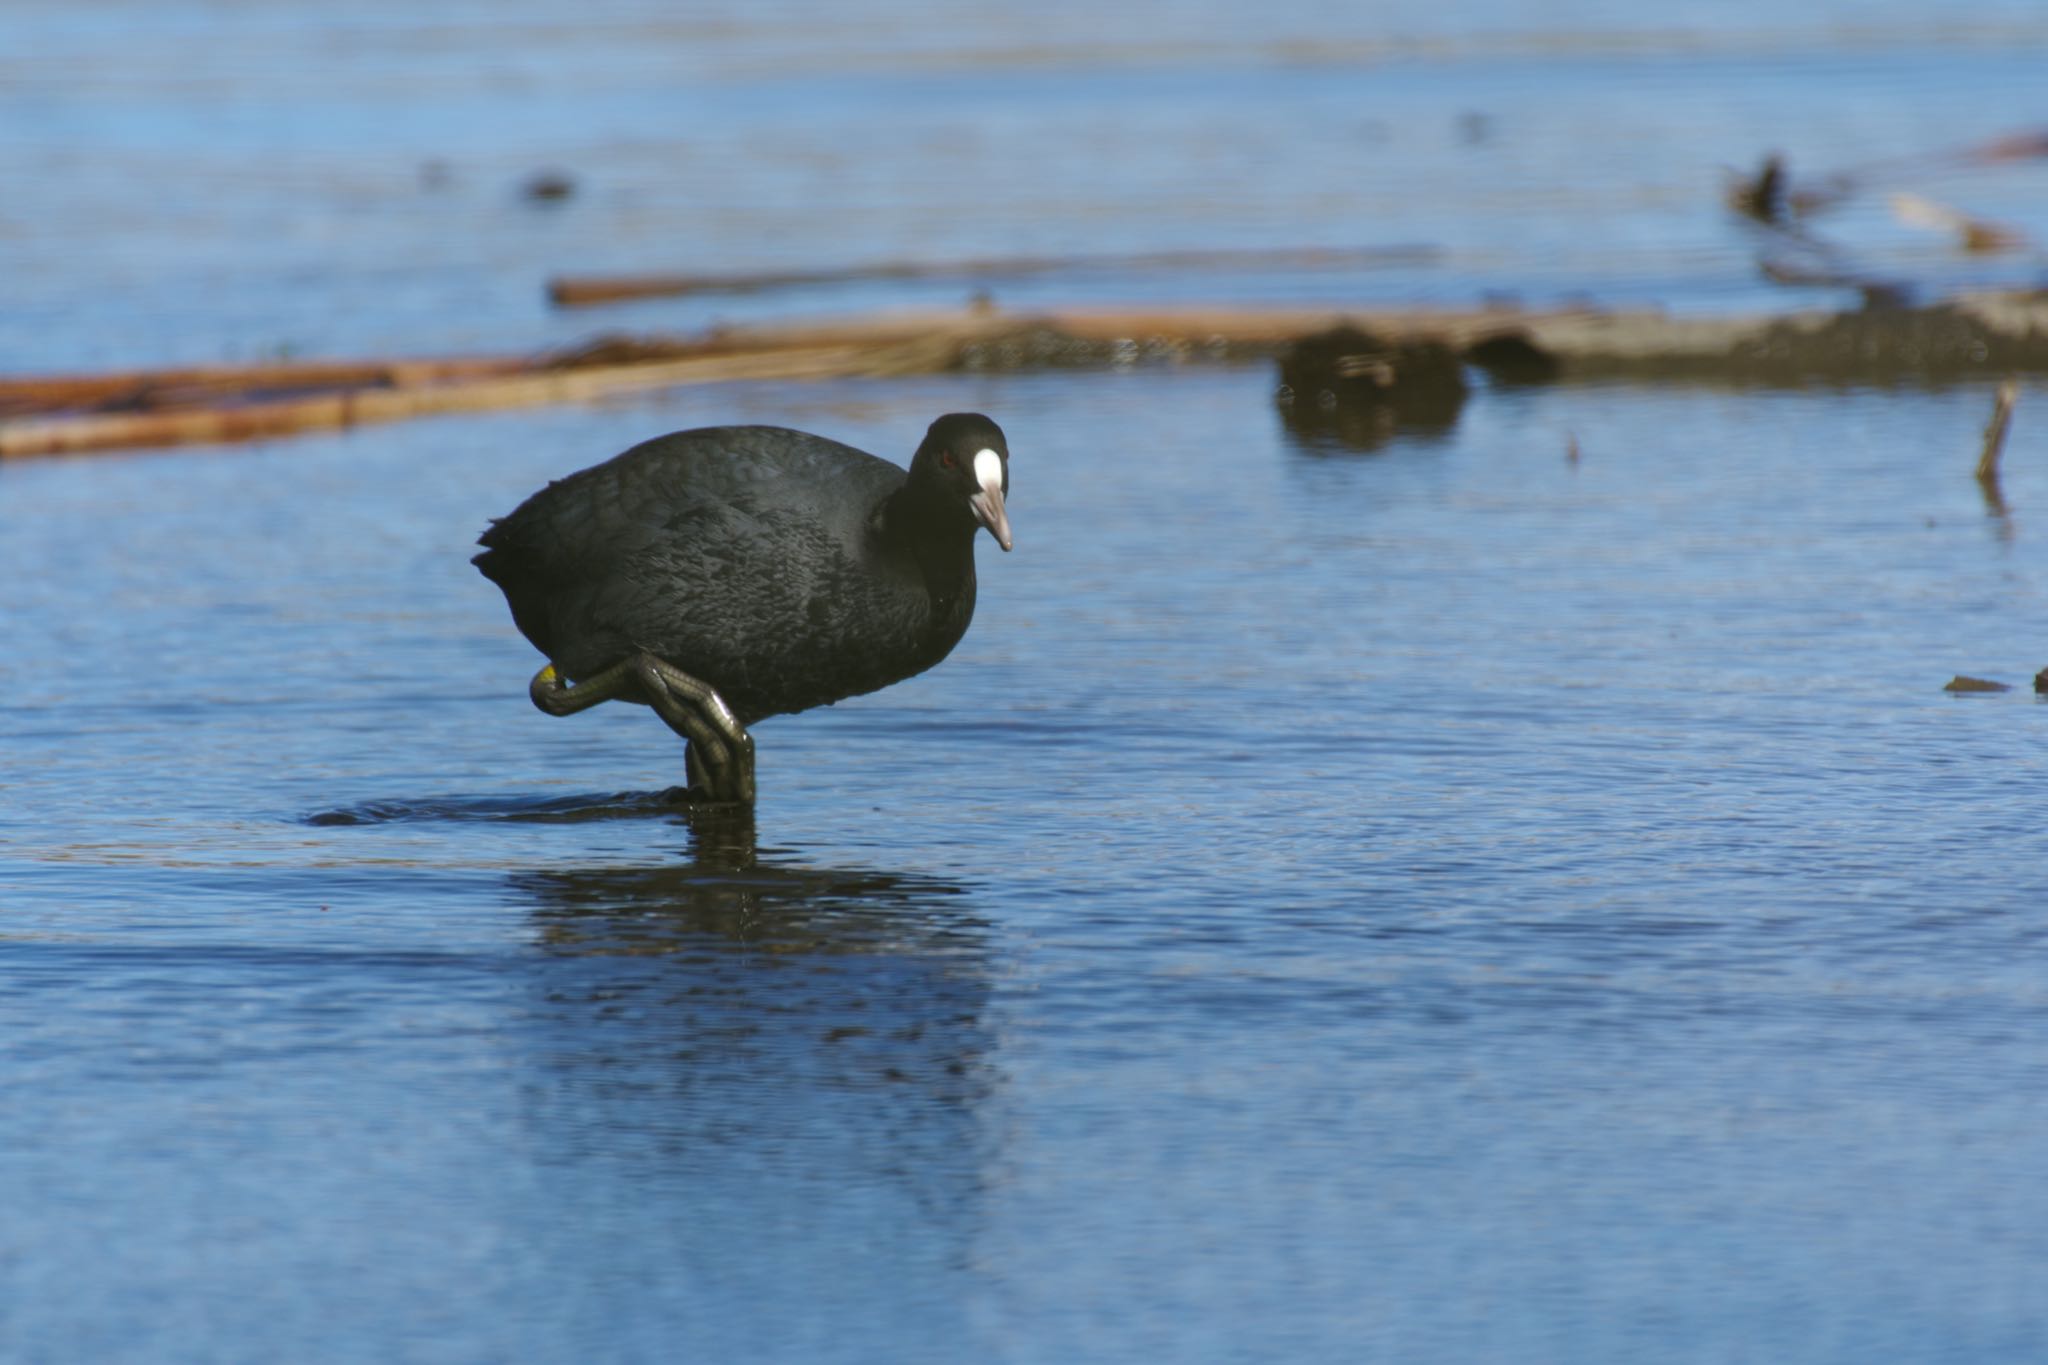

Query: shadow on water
[[498, 804, 1001, 1280], [304, 789, 699, 825], [517, 804, 989, 975]]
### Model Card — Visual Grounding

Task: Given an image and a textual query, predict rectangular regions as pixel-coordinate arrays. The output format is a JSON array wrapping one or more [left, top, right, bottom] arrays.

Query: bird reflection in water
[[507, 803, 999, 1167]]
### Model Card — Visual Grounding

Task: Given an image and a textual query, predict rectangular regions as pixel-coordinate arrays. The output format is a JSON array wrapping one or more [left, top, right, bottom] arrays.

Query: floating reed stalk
[[547, 245, 1438, 308], [1978, 378, 2019, 483], [9, 295, 2048, 459], [0, 336, 962, 459]]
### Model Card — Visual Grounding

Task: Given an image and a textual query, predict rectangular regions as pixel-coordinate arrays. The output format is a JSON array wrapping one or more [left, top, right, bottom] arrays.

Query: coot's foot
[[528, 657, 757, 804], [528, 662, 597, 716], [685, 733, 756, 806]]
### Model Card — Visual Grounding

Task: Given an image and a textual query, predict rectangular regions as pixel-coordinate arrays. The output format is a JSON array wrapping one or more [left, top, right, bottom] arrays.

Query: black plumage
[[474, 413, 1011, 739]]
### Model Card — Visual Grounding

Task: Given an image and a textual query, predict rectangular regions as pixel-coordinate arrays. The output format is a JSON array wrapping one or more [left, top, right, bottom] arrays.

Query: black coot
[[474, 412, 1012, 802]]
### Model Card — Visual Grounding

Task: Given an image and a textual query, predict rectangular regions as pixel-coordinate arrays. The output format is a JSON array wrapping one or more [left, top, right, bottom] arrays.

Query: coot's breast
[[475, 426, 973, 724]]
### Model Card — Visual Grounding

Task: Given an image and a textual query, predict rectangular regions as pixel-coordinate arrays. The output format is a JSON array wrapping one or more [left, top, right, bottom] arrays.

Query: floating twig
[[0, 356, 524, 419], [1978, 378, 2020, 484], [547, 244, 1439, 308], [0, 336, 961, 458]]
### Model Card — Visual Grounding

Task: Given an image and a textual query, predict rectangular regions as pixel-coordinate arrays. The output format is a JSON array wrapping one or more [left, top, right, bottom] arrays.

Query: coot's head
[[910, 412, 1012, 552]]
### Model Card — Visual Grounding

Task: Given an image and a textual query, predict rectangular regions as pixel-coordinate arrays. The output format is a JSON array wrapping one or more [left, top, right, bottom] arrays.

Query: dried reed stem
[[1978, 378, 2020, 483]]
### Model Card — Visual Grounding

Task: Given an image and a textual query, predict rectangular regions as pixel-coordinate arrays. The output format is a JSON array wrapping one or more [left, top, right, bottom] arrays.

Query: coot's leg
[[631, 655, 756, 805], [681, 734, 756, 803], [528, 661, 631, 716], [527, 659, 755, 802]]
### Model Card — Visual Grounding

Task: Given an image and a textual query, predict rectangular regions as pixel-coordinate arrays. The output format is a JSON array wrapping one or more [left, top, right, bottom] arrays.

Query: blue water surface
[[4, 0, 2048, 368], [8, 370, 2048, 1361], [5, 3, 2048, 1361]]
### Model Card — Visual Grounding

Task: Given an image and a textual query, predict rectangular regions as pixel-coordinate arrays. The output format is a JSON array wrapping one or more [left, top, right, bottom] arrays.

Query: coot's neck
[[878, 478, 979, 611]]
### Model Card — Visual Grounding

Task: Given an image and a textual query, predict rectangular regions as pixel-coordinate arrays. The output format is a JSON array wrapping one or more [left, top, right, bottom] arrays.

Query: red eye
[[940, 452, 958, 469]]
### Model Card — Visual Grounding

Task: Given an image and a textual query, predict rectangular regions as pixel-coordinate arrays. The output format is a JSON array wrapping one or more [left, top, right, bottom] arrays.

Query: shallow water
[[10, 370, 2048, 1360], [8, 3, 2048, 1362]]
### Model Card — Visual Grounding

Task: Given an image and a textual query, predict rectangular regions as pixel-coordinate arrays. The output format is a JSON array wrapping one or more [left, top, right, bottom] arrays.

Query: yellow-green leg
[[528, 656, 756, 803]]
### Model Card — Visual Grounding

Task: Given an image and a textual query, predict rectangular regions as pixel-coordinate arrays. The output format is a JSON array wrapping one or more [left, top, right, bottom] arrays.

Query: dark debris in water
[[1274, 324, 1469, 451], [1730, 305, 2048, 382], [1943, 674, 2013, 694], [520, 169, 578, 204], [1462, 330, 1563, 384]]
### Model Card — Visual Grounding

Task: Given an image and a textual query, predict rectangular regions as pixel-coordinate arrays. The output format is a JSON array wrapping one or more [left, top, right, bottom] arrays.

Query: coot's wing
[[615, 431, 919, 719]]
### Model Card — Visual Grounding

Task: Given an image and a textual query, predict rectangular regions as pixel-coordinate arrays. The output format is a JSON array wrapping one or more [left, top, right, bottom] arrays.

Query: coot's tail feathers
[[471, 520, 513, 585], [473, 514, 573, 663]]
